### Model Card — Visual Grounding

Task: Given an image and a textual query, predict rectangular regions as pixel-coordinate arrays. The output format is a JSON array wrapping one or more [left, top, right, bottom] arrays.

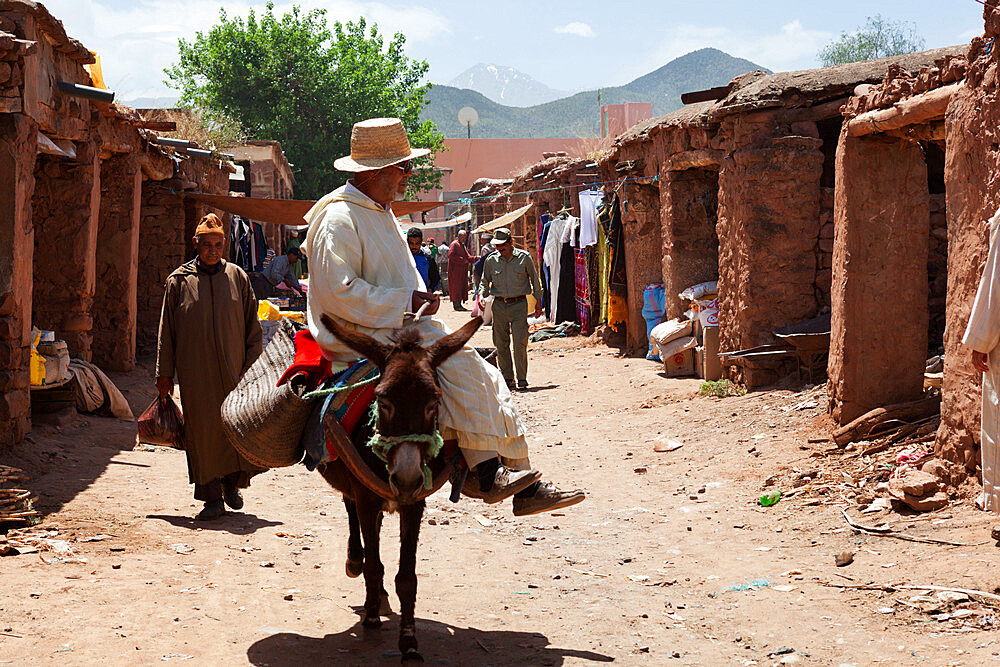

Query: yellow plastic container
[[29, 330, 45, 385]]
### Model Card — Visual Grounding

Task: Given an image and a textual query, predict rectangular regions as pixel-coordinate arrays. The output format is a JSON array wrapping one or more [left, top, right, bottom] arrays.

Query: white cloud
[[554, 21, 596, 39], [40, 0, 451, 100], [616, 19, 833, 85]]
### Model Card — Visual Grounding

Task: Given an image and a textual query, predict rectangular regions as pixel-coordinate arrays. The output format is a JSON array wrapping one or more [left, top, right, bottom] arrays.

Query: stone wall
[[136, 183, 185, 356], [93, 154, 141, 371], [937, 16, 1000, 471], [928, 191, 948, 356], [659, 167, 719, 320], [815, 187, 834, 309], [0, 1, 237, 452], [827, 130, 930, 423], [0, 113, 36, 447], [620, 182, 664, 350], [135, 159, 230, 357], [716, 114, 825, 387], [30, 144, 100, 360]]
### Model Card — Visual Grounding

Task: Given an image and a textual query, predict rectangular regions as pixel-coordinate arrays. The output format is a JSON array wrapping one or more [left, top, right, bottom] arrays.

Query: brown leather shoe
[[512, 481, 585, 516], [222, 481, 244, 510], [196, 499, 225, 521], [463, 466, 542, 503]]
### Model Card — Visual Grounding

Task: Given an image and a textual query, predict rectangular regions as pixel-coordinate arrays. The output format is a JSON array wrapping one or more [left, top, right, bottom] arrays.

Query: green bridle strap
[[302, 373, 381, 400], [366, 409, 445, 490]]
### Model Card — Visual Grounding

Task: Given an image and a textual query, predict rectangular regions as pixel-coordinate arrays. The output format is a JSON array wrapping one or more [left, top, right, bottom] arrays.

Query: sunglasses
[[391, 160, 414, 174]]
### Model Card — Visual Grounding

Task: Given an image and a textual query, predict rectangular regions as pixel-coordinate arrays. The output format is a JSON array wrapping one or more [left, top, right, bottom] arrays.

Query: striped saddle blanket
[[301, 360, 379, 470]]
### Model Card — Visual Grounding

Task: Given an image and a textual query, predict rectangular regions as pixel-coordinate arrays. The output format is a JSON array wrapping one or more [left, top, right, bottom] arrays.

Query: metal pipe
[[187, 148, 213, 158], [56, 81, 115, 104], [153, 137, 191, 149]]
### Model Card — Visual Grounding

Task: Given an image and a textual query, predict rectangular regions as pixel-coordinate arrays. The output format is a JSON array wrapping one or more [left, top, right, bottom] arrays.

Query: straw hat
[[334, 118, 430, 172]]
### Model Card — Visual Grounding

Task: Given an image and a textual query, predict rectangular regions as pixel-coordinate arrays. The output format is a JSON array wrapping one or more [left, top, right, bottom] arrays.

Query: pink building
[[601, 102, 653, 139], [431, 137, 589, 195]]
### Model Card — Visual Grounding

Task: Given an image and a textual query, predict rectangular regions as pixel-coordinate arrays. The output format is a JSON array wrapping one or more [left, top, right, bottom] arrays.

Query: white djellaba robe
[[962, 206, 1000, 513], [303, 183, 528, 461]]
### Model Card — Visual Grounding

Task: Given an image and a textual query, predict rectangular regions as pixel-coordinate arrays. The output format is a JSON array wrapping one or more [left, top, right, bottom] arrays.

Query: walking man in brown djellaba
[[155, 213, 264, 520]]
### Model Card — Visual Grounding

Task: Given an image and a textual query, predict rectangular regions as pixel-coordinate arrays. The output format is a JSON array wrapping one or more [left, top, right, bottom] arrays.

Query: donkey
[[316, 313, 482, 664]]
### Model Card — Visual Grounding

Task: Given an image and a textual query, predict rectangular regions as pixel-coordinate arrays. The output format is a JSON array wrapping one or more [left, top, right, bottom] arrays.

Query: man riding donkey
[[304, 117, 585, 515]]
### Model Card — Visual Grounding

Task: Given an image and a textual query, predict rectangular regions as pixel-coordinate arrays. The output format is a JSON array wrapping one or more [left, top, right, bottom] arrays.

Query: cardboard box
[[702, 326, 722, 381], [663, 348, 696, 377], [694, 346, 705, 379]]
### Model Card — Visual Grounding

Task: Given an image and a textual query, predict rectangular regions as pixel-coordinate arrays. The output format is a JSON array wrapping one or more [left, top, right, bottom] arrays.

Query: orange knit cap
[[195, 213, 225, 238]]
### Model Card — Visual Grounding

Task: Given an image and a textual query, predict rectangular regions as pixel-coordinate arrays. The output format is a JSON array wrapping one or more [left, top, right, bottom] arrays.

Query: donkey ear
[[319, 314, 390, 368], [427, 316, 483, 368]]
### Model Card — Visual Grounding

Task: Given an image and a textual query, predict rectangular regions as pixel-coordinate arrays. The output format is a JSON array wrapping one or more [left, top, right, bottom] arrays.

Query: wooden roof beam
[[681, 86, 730, 105], [847, 83, 961, 137]]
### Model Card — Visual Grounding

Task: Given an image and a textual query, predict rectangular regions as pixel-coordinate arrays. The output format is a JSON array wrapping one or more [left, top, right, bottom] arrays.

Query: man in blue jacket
[[406, 227, 440, 292]]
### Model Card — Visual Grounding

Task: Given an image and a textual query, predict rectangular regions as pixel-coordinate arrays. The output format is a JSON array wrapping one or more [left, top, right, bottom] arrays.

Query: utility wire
[[457, 173, 657, 204]]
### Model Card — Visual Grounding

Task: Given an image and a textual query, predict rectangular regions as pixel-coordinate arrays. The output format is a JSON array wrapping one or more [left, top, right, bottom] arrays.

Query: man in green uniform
[[155, 214, 264, 521], [478, 228, 543, 390]]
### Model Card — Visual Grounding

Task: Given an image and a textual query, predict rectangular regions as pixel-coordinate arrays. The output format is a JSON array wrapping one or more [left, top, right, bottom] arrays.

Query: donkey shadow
[[247, 615, 615, 666]]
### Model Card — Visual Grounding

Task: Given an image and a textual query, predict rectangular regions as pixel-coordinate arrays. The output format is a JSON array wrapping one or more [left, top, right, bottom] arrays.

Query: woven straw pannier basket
[[222, 318, 313, 468]]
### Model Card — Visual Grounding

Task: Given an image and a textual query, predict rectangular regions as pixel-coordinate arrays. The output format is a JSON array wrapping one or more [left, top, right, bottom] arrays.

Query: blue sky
[[43, 0, 985, 101]]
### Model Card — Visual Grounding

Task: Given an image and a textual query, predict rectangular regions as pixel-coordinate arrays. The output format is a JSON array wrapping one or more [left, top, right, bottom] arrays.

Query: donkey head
[[321, 314, 482, 502]]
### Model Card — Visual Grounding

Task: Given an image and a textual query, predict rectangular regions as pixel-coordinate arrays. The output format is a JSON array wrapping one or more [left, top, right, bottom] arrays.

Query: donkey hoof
[[400, 648, 424, 664], [379, 592, 393, 616], [345, 558, 363, 578], [362, 614, 382, 629]]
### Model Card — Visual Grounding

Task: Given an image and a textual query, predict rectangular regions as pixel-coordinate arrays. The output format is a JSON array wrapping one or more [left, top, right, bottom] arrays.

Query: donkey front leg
[[396, 500, 425, 662], [356, 500, 386, 628]]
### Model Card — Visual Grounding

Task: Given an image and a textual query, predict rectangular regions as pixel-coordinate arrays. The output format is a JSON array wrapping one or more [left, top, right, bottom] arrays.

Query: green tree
[[818, 14, 926, 67], [165, 3, 445, 199]]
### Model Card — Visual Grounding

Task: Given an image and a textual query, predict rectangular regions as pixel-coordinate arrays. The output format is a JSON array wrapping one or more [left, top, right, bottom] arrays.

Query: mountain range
[[423, 48, 768, 139], [447, 63, 570, 107]]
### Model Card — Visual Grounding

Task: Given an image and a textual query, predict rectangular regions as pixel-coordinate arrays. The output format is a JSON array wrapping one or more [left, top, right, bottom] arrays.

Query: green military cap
[[491, 227, 512, 244]]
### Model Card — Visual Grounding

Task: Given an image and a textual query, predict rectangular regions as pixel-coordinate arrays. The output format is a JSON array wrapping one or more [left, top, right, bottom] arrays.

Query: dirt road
[[2, 308, 999, 665]]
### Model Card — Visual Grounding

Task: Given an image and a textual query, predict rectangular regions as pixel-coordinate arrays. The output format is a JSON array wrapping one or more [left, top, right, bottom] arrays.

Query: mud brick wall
[[928, 193, 948, 356], [0, 22, 26, 114], [659, 167, 719, 320], [93, 154, 141, 371], [937, 21, 1000, 471], [136, 183, 185, 356], [0, 113, 37, 448], [827, 131, 930, 424], [716, 115, 825, 387], [620, 182, 663, 350], [183, 159, 231, 258], [815, 187, 834, 309], [31, 144, 100, 361], [135, 159, 230, 356]]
